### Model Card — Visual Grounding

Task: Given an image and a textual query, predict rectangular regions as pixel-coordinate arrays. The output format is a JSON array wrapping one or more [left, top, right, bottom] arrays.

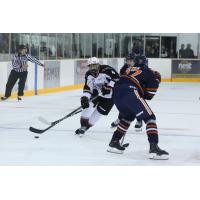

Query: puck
[[34, 136, 39, 139]]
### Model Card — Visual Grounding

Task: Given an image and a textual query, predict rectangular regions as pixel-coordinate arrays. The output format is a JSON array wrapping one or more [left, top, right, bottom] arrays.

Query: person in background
[[179, 44, 185, 58], [168, 48, 177, 58], [1, 44, 44, 101], [132, 41, 144, 55], [184, 44, 194, 58], [161, 45, 168, 58], [148, 48, 156, 58]]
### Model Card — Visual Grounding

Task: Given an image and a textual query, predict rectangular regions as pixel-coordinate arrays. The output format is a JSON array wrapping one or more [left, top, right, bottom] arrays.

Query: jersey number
[[126, 67, 142, 77]]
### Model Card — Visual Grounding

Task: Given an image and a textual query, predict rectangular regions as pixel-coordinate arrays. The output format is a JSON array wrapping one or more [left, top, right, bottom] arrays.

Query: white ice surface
[[0, 82, 200, 165]]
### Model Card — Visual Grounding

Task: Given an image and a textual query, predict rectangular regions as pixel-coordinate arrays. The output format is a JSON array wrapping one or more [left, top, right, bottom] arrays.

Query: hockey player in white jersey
[[75, 57, 119, 136]]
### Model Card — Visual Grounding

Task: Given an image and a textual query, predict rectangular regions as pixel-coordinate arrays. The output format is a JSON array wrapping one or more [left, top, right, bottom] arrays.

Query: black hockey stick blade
[[29, 126, 47, 134]]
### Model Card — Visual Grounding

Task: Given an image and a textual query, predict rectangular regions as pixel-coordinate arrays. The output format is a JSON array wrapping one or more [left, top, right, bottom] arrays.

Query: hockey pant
[[113, 86, 158, 144], [80, 97, 114, 129]]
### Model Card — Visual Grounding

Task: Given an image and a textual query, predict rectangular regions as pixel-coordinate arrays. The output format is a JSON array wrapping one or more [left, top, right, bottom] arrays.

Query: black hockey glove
[[81, 96, 89, 109], [101, 84, 112, 95]]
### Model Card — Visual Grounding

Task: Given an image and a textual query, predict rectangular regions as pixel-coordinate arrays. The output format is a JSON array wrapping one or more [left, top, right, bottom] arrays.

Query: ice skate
[[110, 118, 120, 128], [75, 127, 87, 137], [149, 143, 169, 160], [111, 121, 118, 128], [135, 120, 142, 132], [1, 97, 8, 101], [17, 96, 22, 101], [107, 139, 125, 154]]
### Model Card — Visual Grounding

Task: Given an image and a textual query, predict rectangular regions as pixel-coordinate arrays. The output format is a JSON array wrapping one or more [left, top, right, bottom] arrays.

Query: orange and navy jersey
[[118, 64, 160, 100]]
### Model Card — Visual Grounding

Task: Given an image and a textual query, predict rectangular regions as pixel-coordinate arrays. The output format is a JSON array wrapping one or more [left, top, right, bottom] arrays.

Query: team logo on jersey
[[178, 60, 192, 73]]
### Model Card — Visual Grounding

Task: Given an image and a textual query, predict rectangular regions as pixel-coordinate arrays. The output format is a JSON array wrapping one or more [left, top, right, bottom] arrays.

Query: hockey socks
[[146, 120, 169, 160], [75, 117, 92, 136], [146, 120, 159, 143], [107, 119, 130, 154]]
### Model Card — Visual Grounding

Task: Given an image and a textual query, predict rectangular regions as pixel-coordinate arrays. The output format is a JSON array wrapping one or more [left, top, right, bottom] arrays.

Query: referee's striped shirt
[[12, 54, 43, 72]]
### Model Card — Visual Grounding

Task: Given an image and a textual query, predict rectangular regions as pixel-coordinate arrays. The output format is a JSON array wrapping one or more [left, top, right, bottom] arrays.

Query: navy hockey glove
[[81, 96, 89, 109], [101, 84, 112, 95]]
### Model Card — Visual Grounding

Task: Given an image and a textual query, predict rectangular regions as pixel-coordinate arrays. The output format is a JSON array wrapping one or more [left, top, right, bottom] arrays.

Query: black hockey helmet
[[126, 53, 136, 61], [135, 55, 148, 66], [18, 44, 27, 50]]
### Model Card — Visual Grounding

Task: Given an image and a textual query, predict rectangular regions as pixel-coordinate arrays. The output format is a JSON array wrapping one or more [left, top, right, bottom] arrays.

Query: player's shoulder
[[13, 54, 19, 58], [100, 65, 118, 74], [99, 64, 113, 71], [120, 64, 129, 75], [85, 70, 94, 78], [143, 68, 155, 79], [139, 65, 153, 74], [120, 64, 129, 70]]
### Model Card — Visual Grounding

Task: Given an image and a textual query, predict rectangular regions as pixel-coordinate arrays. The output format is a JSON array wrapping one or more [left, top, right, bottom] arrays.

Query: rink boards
[[0, 58, 200, 98]]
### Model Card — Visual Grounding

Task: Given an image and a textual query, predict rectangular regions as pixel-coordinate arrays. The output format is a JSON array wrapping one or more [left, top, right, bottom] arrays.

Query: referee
[[1, 44, 44, 101]]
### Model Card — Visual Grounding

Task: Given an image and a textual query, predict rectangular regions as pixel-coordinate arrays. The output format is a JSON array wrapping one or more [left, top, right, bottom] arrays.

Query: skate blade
[[135, 128, 142, 132], [74, 132, 84, 137], [149, 153, 169, 160], [79, 134, 84, 138], [75, 134, 84, 138], [107, 147, 124, 154], [110, 124, 118, 128]]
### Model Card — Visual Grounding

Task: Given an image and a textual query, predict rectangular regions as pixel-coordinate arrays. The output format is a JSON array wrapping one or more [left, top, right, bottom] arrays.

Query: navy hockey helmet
[[126, 53, 136, 61], [135, 55, 148, 66]]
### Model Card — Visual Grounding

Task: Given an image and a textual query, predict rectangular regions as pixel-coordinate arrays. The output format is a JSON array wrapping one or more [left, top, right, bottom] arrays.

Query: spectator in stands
[[132, 41, 143, 55], [49, 45, 56, 57], [154, 42, 160, 57], [64, 48, 71, 58], [179, 44, 185, 58], [184, 44, 194, 58], [98, 47, 103, 57], [145, 45, 151, 57], [168, 48, 177, 58], [25, 43, 29, 54], [148, 48, 156, 58], [57, 45, 63, 58], [31, 44, 37, 57], [161, 45, 168, 58], [0, 34, 9, 53]]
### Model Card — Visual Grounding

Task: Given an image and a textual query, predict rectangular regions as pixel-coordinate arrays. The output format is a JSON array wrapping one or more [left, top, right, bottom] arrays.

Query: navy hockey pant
[[113, 85, 155, 122]]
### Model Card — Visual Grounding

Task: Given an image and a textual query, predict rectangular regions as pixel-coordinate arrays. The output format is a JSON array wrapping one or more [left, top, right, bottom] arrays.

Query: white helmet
[[87, 57, 100, 66]]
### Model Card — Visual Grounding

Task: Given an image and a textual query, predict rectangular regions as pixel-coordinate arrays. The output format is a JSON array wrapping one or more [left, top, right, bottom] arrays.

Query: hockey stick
[[29, 95, 99, 134], [121, 133, 129, 148], [29, 107, 82, 134], [37, 116, 52, 125]]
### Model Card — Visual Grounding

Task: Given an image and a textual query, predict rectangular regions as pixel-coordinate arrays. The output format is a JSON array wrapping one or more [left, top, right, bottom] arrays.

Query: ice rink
[[0, 82, 200, 166]]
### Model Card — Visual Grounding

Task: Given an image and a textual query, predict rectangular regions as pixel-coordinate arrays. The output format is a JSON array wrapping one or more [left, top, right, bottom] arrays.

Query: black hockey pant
[[4, 70, 28, 97]]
